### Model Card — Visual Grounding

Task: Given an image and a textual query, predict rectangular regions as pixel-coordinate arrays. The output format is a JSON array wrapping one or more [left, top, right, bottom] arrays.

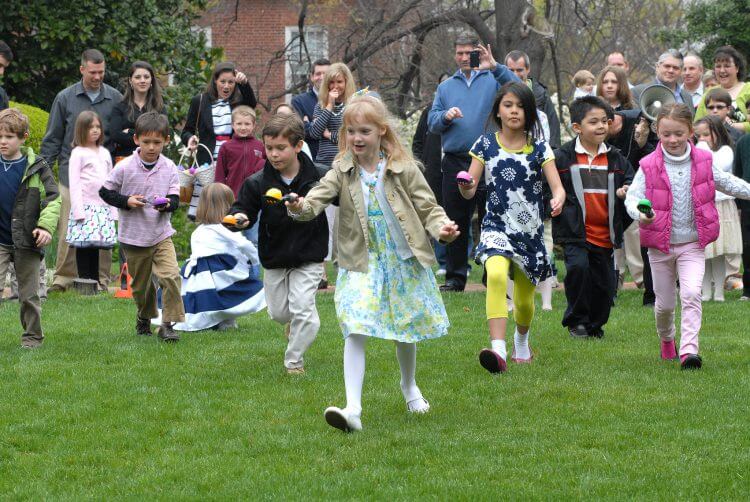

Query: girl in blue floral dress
[[288, 94, 460, 432], [458, 82, 565, 374]]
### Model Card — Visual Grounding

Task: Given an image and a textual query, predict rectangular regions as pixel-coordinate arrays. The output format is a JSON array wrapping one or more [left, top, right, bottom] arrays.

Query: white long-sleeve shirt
[[625, 144, 750, 244]]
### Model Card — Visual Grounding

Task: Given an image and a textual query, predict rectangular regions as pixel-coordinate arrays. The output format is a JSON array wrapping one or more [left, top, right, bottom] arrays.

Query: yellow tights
[[485, 255, 535, 325]]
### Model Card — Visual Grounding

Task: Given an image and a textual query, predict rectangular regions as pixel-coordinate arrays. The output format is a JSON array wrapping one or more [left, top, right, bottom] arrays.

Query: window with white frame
[[285, 25, 328, 100]]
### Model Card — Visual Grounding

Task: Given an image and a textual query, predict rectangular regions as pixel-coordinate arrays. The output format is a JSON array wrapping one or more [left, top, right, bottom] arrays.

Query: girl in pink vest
[[624, 103, 750, 370]]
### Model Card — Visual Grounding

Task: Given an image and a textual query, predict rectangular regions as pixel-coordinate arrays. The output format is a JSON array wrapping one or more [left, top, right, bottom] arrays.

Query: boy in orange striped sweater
[[551, 96, 634, 339]]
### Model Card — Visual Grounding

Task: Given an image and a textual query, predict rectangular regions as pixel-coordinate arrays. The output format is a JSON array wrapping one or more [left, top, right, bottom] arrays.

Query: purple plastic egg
[[456, 171, 473, 185], [153, 197, 169, 206], [189, 167, 196, 175]]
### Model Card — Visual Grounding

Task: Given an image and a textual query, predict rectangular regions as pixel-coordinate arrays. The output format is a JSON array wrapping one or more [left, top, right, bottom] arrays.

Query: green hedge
[[9, 100, 49, 160]]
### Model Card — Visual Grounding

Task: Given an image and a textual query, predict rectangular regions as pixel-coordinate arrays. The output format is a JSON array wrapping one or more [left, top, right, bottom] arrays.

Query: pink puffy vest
[[639, 143, 719, 254]]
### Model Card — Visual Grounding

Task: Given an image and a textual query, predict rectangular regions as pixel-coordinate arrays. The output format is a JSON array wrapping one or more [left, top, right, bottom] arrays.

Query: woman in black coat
[[109, 61, 167, 162], [181, 62, 256, 217]]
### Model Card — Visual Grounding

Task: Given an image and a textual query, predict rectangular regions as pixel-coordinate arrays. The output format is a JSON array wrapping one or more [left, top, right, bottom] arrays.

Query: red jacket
[[215, 136, 266, 196]]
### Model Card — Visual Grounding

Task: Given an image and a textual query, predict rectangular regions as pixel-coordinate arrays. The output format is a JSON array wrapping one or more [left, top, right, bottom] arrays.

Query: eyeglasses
[[707, 105, 728, 110]]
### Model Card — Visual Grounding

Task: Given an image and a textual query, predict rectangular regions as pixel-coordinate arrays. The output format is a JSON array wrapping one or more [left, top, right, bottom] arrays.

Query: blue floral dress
[[469, 132, 555, 285], [334, 164, 449, 343]]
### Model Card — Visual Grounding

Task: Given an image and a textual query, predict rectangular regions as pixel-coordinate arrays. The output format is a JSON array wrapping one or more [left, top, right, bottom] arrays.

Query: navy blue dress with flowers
[[469, 132, 555, 285]]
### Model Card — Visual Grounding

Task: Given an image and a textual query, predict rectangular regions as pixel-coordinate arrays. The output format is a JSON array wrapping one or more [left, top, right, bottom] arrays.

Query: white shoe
[[406, 397, 430, 414], [436, 268, 446, 276], [324, 406, 362, 432]]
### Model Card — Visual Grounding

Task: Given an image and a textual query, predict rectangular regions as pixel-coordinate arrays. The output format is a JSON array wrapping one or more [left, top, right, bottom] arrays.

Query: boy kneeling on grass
[[552, 96, 634, 340], [0, 108, 60, 348], [99, 112, 184, 342]]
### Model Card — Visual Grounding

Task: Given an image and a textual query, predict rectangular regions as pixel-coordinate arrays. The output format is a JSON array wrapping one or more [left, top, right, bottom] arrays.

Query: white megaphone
[[639, 84, 676, 121]]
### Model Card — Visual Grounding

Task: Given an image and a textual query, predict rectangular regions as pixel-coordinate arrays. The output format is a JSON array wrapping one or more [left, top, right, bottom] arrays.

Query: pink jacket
[[639, 143, 719, 254], [69, 146, 116, 221]]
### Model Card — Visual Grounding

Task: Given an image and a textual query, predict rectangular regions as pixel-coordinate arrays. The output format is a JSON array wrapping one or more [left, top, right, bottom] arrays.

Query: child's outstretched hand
[[438, 220, 460, 243], [285, 194, 304, 214], [232, 213, 250, 229], [550, 192, 565, 217], [32, 228, 52, 248], [127, 195, 147, 209]]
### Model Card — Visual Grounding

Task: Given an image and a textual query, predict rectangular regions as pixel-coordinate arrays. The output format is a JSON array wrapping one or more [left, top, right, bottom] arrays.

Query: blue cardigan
[[291, 88, 320, 160], [428, 66, 518, 154]]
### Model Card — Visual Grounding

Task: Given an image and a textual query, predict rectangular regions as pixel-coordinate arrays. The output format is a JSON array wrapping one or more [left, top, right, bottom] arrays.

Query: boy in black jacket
[[230, 114, 328, 374], [552, 96, 634, 339]]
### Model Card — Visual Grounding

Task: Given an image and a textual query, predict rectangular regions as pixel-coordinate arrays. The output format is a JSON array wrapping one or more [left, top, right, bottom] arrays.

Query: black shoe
[[157, 324, 180, 342], [588, 328, 604, 339], [136, 316, 152, 336], [680, 354, 702, 370], [317, 279, 329, 290], [568, 324, 588, 339], [439, 282, 464, 292]]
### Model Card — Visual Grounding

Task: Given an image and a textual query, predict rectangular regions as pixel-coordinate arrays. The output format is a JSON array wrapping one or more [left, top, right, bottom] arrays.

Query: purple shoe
[[479, 348, 507, 374], [660, 340, 677, 360]]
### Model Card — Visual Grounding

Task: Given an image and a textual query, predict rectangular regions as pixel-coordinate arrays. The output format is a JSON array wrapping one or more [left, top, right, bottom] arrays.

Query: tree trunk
[[494, 0, 547, 80]]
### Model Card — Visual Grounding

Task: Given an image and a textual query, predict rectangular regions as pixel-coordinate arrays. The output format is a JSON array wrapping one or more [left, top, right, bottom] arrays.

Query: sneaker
[[568, 324, 588, 339], [406, 398, 430, 413], [324, 406, 362, 432], [286, 367, 305, 375], [478, 348, 507, 373], [436, 268, 446, 276], [157, 324, 180, 342], [20, 337, 42, 349], [680, 353, 702, 370], [725, 276, 743, 291], [660, 339, 677, 360], [215, 319, 238, 331], [136, 316, 152, 336], [511, 347, 534, 364]]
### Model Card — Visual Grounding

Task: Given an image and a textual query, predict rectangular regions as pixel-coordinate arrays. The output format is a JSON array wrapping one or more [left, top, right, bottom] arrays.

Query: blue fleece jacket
[[428, 66, 518, 154]]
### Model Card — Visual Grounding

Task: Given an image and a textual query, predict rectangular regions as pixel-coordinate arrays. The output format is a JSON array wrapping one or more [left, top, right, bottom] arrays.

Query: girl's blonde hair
[[656, 103, 694, 131], [318, 63, 356, 108], [196, 182, 235, 224], [72, 110, 103, 147], [337, 94, 413, 164]]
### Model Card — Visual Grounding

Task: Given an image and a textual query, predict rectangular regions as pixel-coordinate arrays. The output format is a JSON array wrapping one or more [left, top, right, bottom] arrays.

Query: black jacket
[[230, 153, 328, 269], [551, 139, 634, 248], [180, 82, 256, 165], [531, 79, 561, 149], [411, 106, 443, 204], [109, 100, 168, 159]]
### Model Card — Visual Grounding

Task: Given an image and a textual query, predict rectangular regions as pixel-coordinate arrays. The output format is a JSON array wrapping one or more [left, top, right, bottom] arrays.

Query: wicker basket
[[195, 162, 216, 186]]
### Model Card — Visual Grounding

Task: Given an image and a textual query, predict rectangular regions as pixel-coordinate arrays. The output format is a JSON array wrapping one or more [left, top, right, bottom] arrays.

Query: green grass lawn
[[1, 287, 748, 499]]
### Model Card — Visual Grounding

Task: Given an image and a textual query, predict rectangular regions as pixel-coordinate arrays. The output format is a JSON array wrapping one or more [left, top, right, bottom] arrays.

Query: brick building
[[196, 0, 343, 113]]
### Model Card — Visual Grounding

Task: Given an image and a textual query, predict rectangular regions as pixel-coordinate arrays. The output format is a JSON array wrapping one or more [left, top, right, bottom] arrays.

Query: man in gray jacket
[[40, 49, 122, 292]]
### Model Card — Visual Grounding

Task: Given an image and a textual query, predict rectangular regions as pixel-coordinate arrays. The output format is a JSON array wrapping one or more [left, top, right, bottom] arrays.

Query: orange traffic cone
[[114, 262, 133, 298]]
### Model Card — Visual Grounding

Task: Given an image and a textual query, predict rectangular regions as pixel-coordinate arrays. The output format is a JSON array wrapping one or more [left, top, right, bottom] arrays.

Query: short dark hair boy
[[229, 114, 328, 373], [552, 96, 634, 339], [0, 108, 61, 348], [99, 111, 184, 341]]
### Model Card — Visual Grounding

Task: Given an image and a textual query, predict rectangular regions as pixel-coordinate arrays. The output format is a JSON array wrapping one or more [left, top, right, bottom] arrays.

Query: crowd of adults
[[2, 36, 750, 298]]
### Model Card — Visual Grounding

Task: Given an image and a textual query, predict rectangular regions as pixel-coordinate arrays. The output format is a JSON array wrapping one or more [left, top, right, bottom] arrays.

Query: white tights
[[343, 334, 422, 416], [702, 256, 726, 301]]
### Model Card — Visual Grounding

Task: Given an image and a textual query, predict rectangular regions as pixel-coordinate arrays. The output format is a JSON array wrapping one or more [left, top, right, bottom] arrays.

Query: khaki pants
[[0, 244, 44, 342], [121, 238, 185, 323], [52, 184, 112, 290], [264, 263, 323, 369], [9, 259, 47, 298]]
